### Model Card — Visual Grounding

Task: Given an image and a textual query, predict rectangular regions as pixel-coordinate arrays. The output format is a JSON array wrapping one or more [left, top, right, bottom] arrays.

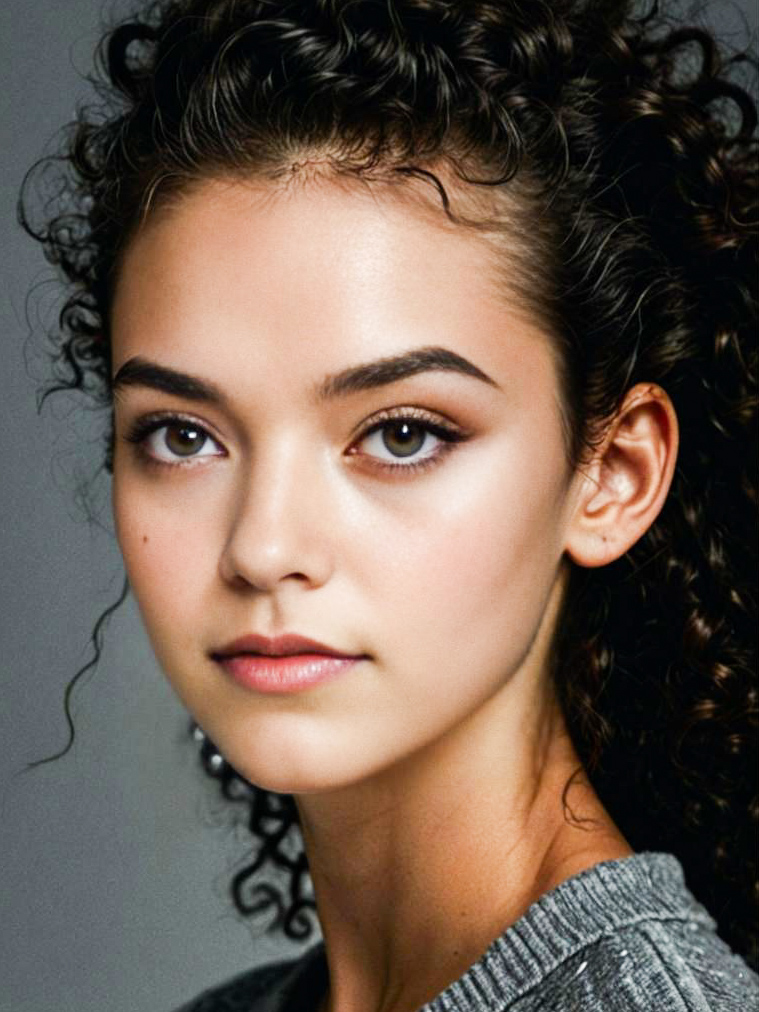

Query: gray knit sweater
[[175, 852, 759, 1011]]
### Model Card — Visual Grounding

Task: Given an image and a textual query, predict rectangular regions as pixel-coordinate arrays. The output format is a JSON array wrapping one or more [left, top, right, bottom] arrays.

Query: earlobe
[[565, 383, 679, 569]]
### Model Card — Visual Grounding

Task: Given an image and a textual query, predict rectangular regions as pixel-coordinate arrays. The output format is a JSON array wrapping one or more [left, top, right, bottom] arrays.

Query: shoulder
[[518, 918, 759, 1012], [170, 954, 304, 1012]]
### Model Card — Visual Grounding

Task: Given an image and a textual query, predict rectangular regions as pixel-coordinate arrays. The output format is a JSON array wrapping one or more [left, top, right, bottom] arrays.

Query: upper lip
[[212, 633, 363, 659]]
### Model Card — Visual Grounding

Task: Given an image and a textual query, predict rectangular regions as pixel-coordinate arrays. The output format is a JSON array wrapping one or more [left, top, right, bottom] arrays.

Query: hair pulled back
[[20, 0, 758, 967]]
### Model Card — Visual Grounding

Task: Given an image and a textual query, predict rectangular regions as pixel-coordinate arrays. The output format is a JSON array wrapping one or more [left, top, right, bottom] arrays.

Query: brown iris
[[164, 423, 207, 457], [382, 421, 425, 458]]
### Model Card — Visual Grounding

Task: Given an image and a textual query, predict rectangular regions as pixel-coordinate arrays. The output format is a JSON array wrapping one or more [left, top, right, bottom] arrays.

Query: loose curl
[[20, 0, 758, 968]]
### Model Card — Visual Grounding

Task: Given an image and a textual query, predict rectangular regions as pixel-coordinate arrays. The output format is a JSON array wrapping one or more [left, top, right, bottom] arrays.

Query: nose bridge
[[220, 431, 330, 589]]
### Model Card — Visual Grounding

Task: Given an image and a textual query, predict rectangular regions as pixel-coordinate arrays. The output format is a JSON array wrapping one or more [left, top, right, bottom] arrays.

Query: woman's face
[[111, 176, 577, 794]]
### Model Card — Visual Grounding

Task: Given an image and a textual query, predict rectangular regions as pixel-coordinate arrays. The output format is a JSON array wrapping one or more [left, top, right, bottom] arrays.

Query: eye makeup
[[121, 404, 471, 477], [346, 406, 469, 476], [123, 412, 226, 470]]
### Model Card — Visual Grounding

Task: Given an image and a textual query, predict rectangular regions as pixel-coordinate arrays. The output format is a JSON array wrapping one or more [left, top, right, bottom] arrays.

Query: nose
[[218, 438, 334, 592]]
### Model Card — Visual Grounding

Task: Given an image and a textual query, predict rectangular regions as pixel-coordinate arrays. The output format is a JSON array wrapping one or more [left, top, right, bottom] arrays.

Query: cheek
[[372, 447, 566, 687], [113, 477, 218, 646]]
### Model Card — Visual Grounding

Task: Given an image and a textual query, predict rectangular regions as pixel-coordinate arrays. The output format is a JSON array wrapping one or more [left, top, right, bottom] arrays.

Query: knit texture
[[173, 851, 759, 1011]]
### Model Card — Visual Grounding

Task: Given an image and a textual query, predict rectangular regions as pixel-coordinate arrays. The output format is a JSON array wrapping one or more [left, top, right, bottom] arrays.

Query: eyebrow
[[111, 345, 501, 405]]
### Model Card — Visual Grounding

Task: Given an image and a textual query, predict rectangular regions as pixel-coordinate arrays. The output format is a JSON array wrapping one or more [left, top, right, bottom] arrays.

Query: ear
[[564, 382, 679, 569]]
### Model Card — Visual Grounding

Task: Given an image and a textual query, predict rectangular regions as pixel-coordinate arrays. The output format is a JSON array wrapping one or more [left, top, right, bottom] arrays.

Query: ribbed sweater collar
[[287, 851, 715, 1011]]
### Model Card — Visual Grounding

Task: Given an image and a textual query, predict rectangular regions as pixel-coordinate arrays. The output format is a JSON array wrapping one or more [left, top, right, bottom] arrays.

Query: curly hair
[[20, 0, 758, 968]]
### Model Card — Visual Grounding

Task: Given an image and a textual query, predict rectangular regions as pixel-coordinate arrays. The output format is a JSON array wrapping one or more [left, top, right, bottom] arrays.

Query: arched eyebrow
[[315, 346, 500, 401], [111, 345, 500, 405]]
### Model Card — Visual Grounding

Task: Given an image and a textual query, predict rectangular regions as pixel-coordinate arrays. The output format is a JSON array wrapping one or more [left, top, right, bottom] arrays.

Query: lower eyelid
[[154, 434, 223, 462], [378, 439, 456, 469]]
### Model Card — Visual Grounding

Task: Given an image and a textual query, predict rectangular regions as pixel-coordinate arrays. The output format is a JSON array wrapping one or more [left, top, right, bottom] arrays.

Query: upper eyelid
[[128, 411, 226, 442], [127, 405, 462, 441], [350, 405, 463, 439]]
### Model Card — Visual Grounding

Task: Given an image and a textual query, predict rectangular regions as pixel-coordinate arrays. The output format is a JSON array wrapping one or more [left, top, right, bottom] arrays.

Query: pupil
[[167, 425, 204, 456], [383, 421, 424, 458]]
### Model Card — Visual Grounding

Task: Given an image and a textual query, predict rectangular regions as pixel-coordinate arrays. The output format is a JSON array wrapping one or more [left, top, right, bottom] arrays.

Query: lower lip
[[215, 653, 363, 694]]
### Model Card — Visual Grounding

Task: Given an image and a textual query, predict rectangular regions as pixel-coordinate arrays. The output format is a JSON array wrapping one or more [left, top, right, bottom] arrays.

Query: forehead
[[111, 175, 557, 409], [115, 172, 509, 308]]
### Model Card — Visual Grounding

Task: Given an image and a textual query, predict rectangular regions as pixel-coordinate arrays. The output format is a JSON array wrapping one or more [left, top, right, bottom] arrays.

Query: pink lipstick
[[210, 633, 366, 694]]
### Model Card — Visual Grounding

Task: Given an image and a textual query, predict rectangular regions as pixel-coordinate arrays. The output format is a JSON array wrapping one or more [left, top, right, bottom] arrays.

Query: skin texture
[[111, 175, 679, 1012]]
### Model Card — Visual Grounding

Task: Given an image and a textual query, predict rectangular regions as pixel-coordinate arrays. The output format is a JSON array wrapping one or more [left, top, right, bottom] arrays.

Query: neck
[[296, 680, 631, 1012]]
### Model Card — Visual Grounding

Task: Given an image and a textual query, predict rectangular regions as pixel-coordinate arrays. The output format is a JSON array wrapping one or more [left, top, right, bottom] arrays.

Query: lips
[[211, 632, 364, 660], [210, 633, 366, 694]]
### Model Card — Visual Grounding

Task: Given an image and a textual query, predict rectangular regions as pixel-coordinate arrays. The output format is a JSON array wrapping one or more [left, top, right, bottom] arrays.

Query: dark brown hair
[[21, 0, 758, 967]]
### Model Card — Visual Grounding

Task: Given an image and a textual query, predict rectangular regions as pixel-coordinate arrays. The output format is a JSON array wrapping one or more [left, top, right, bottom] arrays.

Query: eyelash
[[348, 407, 468, 475], [123, 407, 468, 477]]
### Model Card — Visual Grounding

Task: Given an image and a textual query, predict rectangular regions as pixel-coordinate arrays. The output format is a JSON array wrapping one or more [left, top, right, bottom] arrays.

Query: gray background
[[1, 2, 755, 1011]]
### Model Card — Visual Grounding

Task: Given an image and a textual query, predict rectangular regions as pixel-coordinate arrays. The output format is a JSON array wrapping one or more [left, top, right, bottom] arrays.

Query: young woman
[[21, 0, 758, 1009]]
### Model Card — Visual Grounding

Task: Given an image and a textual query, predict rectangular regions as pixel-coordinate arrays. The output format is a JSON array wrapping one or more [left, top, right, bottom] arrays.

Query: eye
[[125, 415, 225, 466], [349, 409, 468, 474]]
